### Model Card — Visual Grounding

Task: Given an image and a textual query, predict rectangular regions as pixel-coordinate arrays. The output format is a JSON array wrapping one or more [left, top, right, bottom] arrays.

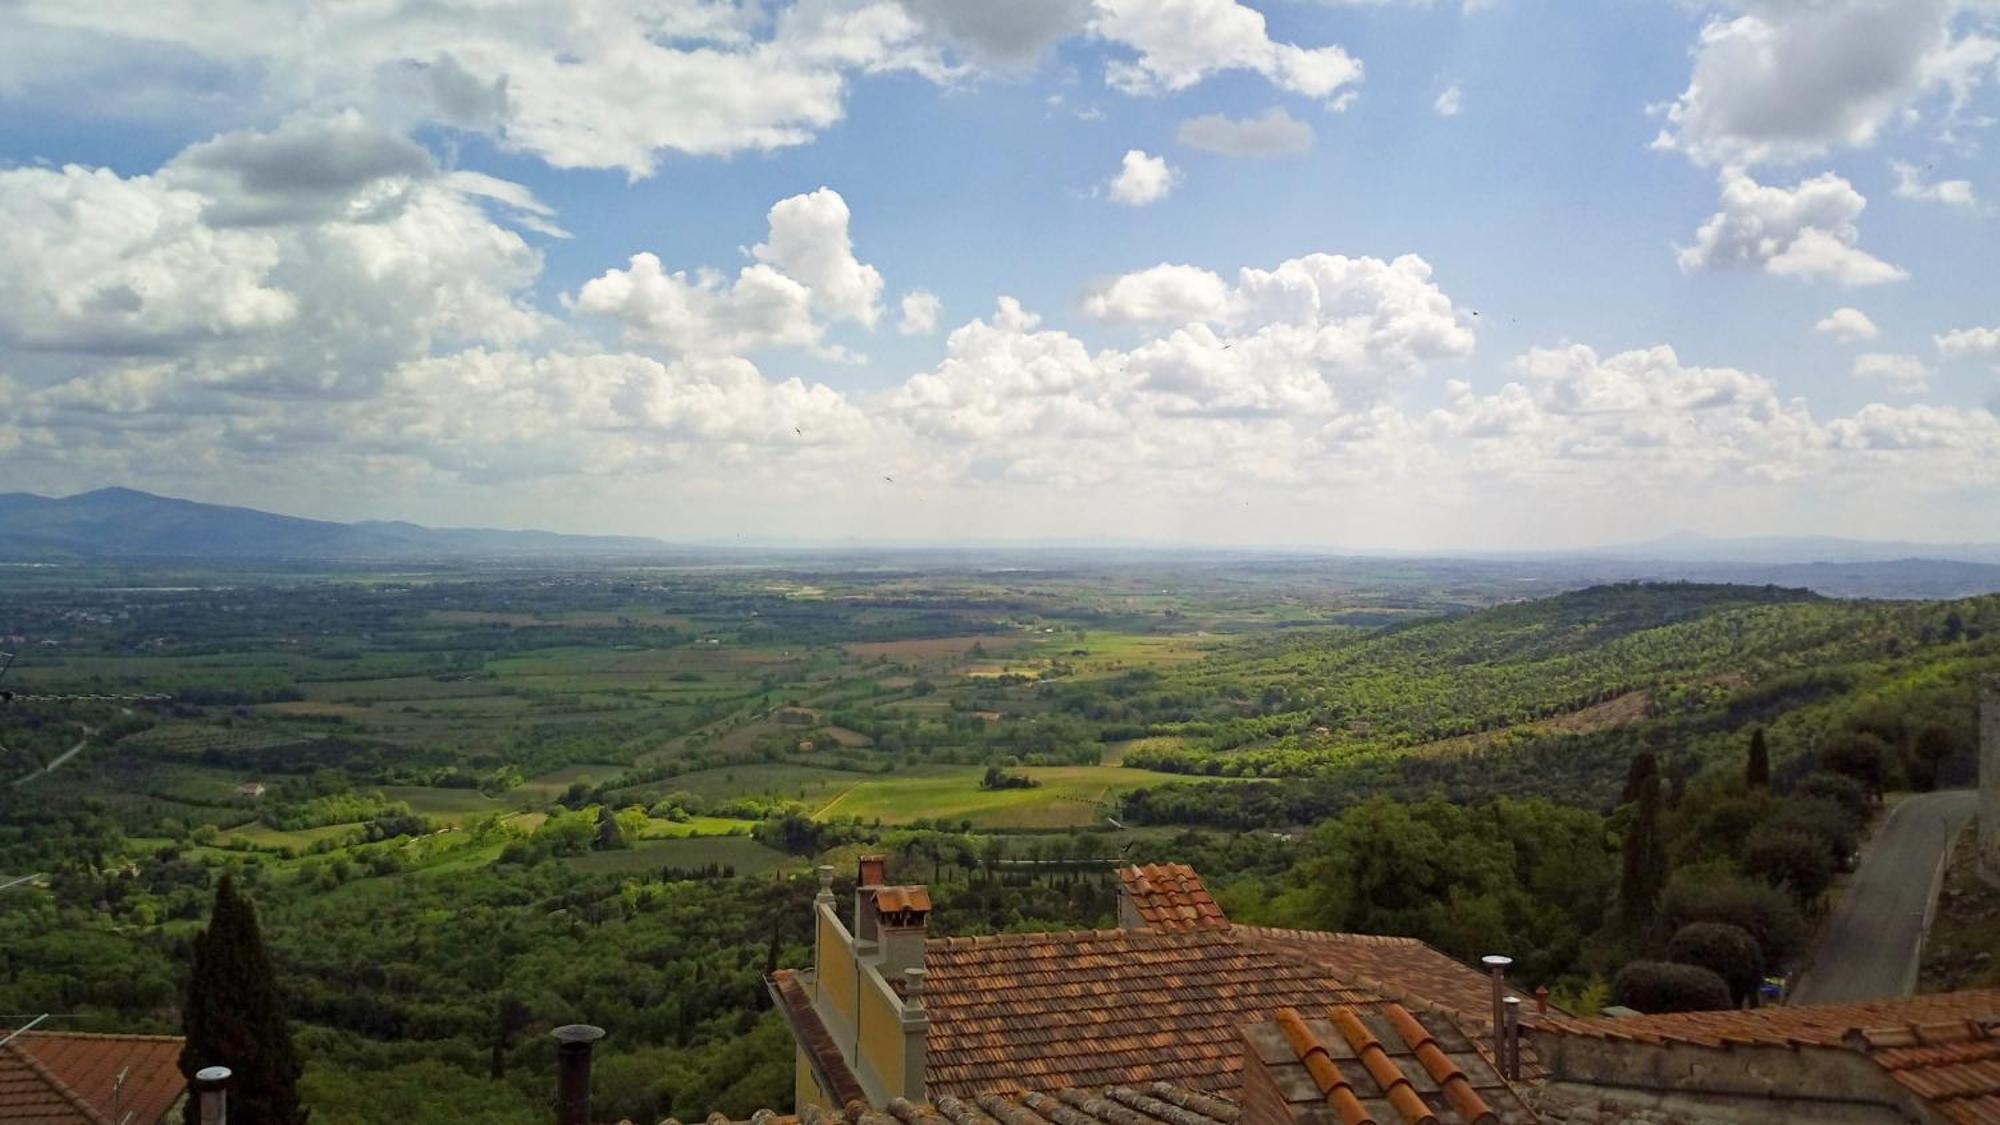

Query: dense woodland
[[1, 563, 1996, 1122]]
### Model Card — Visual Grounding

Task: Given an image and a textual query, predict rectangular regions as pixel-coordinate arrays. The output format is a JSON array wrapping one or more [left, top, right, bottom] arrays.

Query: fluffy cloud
[[5, 0, 1366, 177], [1092, 0, 1363, 105], [167, 110, 435, 227], [1433, 84, 1462, 117], [1852, 352, 1932, 393], [1175, 107, 1314, 156], [1937, 325, 2000, 359], [1107, 149, 1178, 205], [573, 188, 880, 357], [1654, 0, 1986, 166], [898, 0, 1089, 65], [1085, 264, 1233, 323], [1814, 307, 1881, 343], [898, 290, 943, 335], [1677, 170, 1907, 286], [1892, 160, 1978, 208], [0, 164, 296, 353]]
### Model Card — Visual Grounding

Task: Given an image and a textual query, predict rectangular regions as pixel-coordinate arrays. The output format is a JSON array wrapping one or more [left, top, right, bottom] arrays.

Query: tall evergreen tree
[[1746, 728, 1770, 789], [1619, 750, 1659, 805], [180, 875, 306, 1125], [1617, 755, 1667, 934]]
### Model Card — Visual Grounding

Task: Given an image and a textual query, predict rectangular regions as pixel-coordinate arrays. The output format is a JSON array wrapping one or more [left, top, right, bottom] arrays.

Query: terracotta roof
[[658, 1081, 1241, 1125], [920, 927, 1388, 1098], [0, 1031, 185, 1125], [1120, 865, 1229, 933], [876, 887, 933, 915], [769, 970, 868, 1110], [1851, 1020, 2000, 1125], [1535, 989, 2000, 1049], [1537, 991, 2000, 1125], [1245, 1004, 1534, 1125], [1234, 926, 1545, 1080]]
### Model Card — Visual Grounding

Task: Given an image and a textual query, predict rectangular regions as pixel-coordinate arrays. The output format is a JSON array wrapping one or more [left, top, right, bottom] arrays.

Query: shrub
[[1765, 797, 1858, 864], [1612, 960, 1731, 1014], [1799, 772, 1869, 820], [1665, 922, 1763, 1007], [1743, 827, 1835, 904], [1658, 866, 1808, 966]]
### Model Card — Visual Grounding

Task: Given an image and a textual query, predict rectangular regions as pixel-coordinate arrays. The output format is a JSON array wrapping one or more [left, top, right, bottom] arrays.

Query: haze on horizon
[[2, 0, 1998, 552]]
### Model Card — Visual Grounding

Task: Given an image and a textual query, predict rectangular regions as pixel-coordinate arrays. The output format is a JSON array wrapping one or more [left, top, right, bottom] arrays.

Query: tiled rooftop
[[920, 927, 1388, 1098], [1120, 865, 1229, 933], [1233, 926, 1544, 1079], [657, 1081, 1243, 1125], [1535, 989, 2000, 1049], [1244, 1003, 1534, 1125], [770, 969, 869, 1110], [0, 1031, 185, 1125], [1852, 1020, 2000, 1125], [1538, 991, 2000, 1125]]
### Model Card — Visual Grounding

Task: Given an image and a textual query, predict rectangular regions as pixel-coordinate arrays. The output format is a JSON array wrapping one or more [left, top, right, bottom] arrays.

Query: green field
[[562, 836, 793, 875], [808, 764, 1202, 828]]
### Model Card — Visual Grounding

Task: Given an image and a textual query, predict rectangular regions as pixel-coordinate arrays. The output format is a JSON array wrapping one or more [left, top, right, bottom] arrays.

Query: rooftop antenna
[[0, 1013, 50, 1048], [113, 1063, 128, 1121]]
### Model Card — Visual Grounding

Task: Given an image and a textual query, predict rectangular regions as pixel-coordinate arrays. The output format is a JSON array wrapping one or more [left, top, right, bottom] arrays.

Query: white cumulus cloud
[[898, 290, 942, 335], [1092, 0, 1363, 105], [1813, 307, 1880, 343], [1108, 149, 1178, 205], [1434, 84, 1462, 116], [1891, 160, 1978, 208], [1653, 0, 1988, 167], [574, 187, 881, 357], [1852, 351, 1932, 393], [1677, 169, 1907, 286], [1937, 325, 2000, 359]]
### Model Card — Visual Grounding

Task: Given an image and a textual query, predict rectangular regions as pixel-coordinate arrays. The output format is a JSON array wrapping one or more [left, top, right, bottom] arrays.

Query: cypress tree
[[180, 874, 305, 1125], [1746, 728, 1770, 789], [1617, 755, 1667, 935], [1619, 750, 1659, 805]]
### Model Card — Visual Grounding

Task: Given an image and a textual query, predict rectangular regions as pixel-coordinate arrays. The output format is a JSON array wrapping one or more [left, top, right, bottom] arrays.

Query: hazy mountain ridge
[[0, 488, 671, 559]]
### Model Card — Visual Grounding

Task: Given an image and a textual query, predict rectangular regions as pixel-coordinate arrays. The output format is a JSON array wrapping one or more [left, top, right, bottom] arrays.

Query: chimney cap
[[552, 1024, 607, 1045], [1503, 995, 1522, 1006], [1481, 955, 1514, 969], [194, 1067, 231, 1084]]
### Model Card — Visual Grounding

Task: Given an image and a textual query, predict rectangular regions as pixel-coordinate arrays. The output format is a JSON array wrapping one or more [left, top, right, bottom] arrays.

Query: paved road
[[1790, 788, 1977, 1005], [7, 723, 95, 787]]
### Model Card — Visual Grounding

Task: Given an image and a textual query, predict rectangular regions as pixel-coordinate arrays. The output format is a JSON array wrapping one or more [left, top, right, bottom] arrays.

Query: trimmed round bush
[[1612, 960, 1732, 1014], [1665, 922, 1763, 1007]]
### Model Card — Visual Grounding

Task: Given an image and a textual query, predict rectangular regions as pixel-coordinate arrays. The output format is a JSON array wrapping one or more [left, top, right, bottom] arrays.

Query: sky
[[1, 0, 1998, 550]]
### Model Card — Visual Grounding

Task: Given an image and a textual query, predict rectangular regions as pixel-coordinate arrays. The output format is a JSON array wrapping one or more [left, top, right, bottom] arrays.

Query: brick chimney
[[855, 855, 888, 941]]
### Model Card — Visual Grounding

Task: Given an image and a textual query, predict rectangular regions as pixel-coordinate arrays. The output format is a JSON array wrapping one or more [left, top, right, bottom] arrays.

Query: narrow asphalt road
[[7, 724, 93, 787], [1790, 788, 1977, 1005]]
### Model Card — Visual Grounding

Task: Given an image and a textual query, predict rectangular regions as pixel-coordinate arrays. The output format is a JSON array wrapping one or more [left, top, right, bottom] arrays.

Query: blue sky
[[1, 0, 1997, 548]]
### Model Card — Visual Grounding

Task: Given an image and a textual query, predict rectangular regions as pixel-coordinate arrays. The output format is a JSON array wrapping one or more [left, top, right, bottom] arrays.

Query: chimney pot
[[1502, 996, 1523, 1081], [1534, 984, 1550, 1016], [858, 855, 887, 888], [1482, 955, 1512, 1077], [904, 967, 926, 1009], [194, 1066, 231, 1125], [552, 1024, 606, 1125]]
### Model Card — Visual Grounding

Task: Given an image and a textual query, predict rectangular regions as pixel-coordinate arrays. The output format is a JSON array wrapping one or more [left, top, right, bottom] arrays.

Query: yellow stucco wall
[[806, 903, 909, 1102]]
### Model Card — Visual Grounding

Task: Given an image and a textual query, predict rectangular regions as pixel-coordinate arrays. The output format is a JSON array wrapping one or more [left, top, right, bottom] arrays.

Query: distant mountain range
[[4, 488, 2000, 578], [1574, 531, 2000, 566], [0, 488, 672, 559]]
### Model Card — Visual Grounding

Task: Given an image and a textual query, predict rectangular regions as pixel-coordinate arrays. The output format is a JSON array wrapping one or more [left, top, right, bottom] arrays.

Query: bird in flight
[[883, 475, 895, 484]]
